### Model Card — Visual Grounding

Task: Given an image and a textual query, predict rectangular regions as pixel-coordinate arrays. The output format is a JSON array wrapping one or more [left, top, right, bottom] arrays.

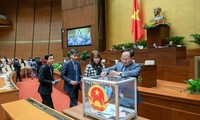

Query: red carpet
[[16, 77, 70, 112]]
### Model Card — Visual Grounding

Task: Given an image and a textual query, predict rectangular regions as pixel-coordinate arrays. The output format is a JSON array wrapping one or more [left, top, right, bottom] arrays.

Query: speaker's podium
[[147, 24, 170, 47]]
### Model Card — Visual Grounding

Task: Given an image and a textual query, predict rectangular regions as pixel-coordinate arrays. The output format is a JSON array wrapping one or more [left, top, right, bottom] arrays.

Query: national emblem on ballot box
[[82, 76, 137, 120]]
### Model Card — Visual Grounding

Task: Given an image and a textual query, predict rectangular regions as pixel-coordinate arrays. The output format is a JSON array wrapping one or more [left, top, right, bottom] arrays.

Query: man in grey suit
[[38, 54, 59, 109], [101, 49, 142, 108], [60, 49, 82, 107]]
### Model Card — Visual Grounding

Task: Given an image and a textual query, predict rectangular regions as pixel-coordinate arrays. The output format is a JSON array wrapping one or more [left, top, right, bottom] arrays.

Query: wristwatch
[[119, 72, 123, 76]]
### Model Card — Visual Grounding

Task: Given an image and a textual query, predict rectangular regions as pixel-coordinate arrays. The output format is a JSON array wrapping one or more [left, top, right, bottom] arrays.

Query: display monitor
[[67, 26, 92, 47]]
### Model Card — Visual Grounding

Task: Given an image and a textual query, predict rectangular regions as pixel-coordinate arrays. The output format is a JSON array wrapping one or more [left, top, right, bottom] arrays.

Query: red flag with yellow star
[[131, 0, 144, 42]]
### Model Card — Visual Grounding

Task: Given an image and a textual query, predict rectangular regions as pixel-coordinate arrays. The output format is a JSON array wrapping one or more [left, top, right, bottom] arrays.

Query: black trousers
[[16, 71, 22, 82], [40, 94, 54, 109]]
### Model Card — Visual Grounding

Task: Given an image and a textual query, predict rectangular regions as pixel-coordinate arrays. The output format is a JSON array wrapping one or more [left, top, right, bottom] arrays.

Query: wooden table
[[62, 104, 149, 120], [1, 98, 73, 120]]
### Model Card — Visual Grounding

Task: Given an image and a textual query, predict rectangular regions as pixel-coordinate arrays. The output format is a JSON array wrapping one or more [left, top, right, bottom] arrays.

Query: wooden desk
[[62, 104, 149, 120], [134, 47, 186, 65], [0, 77, 13, 92], [0, 78, 6, 89], [1, 98, 74, 120], [99, 47, 186, 65], [138, 65, 157, 87], [138, 80, 200, 120], [0, 73, 19, 120]]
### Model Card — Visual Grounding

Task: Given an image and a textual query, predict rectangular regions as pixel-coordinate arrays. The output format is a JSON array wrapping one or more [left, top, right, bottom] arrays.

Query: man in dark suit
[[38, 54, 59, 109], [60, 49, 82, 107], [36, 57, 42, 78], [13, 59, 22, 82]]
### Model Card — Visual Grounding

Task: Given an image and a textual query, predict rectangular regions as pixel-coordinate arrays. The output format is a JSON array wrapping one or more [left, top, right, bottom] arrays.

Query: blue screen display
[[67, 26, 92, 47]]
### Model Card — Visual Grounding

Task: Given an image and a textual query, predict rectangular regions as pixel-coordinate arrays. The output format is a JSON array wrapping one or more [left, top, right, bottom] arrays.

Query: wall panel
[[0, 0, 62, 61], [49, 0, 63, 61], [15, 0, 34, 59], [62, 0, 94, 10], [0, 0, 17, 58], [106, 0, 200, 49], [0, 0, 103, 61], [62, 0, 98, 56], [32, 0, 51, 57]]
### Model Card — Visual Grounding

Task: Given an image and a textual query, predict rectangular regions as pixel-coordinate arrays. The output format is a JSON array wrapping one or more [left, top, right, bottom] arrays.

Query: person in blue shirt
[[101, 49, 141, 78], [101, 49, 142, 108]]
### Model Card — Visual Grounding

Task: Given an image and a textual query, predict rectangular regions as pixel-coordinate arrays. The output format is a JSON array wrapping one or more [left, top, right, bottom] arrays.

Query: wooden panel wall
[[49, 0, 63, 61], [0, 0, 17, 58], [33, 0, 51, 57], [62, 0, 98, 56], [0, 0, 62, 61], [15, 0, 34, 58]]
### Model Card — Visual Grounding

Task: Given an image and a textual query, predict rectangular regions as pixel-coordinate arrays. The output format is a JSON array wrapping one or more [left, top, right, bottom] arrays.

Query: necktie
[[50, 66, 53, 77], [123, 66, 127, 72], [74, 62, 79, 82]]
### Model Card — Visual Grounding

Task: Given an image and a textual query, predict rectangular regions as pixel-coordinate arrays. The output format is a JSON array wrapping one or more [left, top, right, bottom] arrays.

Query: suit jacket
[[38, 64, 54, 95], [13, 61, 21, 72], [104, 62, 141, 77], [60, 59, 82, 93], [103, 61, 142, 103]]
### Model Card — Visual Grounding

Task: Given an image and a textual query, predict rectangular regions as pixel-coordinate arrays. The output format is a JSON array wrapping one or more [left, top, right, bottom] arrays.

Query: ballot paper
[[90, 103, 126, 119], [105, 85, 112, 99]]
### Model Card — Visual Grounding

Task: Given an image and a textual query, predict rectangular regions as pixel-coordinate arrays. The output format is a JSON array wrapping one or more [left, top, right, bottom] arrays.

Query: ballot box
[[82, 76, 137, 120]]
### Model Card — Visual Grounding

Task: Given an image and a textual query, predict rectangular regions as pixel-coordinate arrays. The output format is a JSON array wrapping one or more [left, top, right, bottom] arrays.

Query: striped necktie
[[74, 62, 79, 82], [123, 66, 128, 72]]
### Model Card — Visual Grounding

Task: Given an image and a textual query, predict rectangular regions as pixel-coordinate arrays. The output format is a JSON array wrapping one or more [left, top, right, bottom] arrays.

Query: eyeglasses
[[121, 57, 130, 61]]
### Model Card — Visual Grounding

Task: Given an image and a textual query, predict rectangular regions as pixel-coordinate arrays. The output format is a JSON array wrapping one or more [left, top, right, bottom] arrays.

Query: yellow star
[[132, 10, 140, 20], [95, 89, 100, 96]]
